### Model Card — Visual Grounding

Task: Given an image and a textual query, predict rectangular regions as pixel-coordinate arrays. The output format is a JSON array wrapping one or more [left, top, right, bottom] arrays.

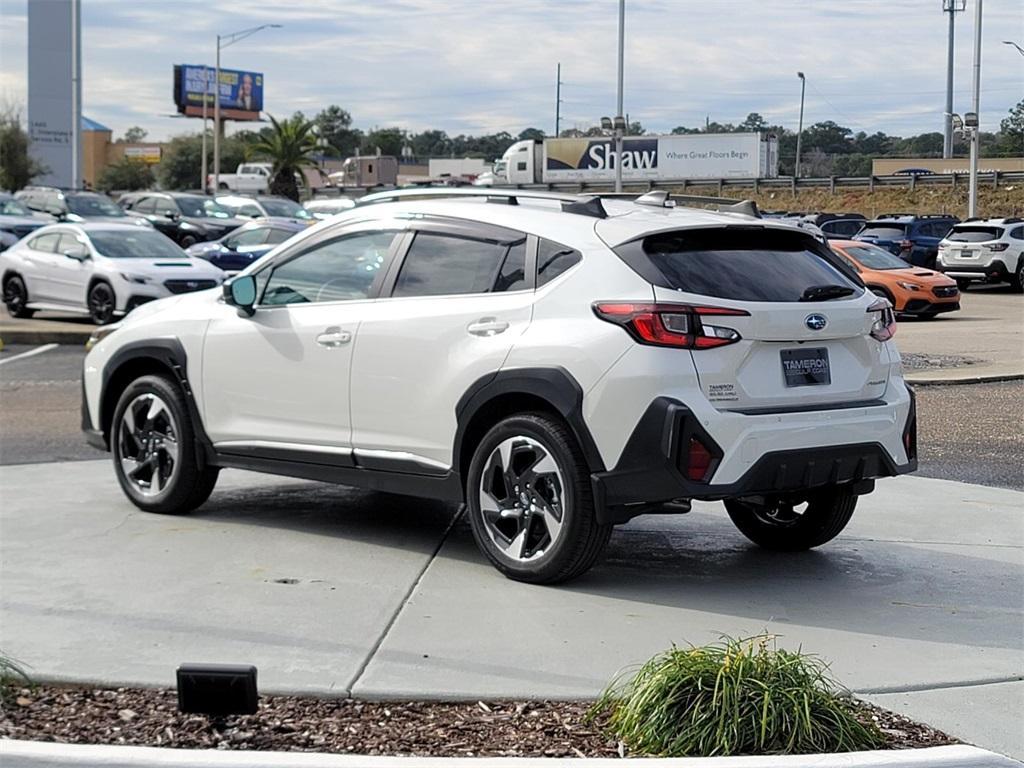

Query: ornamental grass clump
[[590, 635, 883, 756], [0, 651, 31, 707]]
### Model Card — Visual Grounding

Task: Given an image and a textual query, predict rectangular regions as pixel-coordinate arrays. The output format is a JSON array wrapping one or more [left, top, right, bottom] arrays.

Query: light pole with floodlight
[[212, 24, 282, 193]]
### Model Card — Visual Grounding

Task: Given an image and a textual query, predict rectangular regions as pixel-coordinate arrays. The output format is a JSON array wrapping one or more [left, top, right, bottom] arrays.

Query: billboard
[[173, 64, 263, 118], [543, 133, 770, 181], [28, 0, 82, 188]]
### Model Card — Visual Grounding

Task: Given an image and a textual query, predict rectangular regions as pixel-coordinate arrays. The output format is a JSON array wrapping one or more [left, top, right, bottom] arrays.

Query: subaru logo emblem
[[805, 313, 828, 331]]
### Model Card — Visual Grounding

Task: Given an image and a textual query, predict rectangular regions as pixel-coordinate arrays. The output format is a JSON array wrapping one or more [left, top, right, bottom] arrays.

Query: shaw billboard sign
[[173, 64, 263, 121]]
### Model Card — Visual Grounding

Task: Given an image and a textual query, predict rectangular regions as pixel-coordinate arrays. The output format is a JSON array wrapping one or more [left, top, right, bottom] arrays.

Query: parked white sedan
[[1, 223, 224, 324]]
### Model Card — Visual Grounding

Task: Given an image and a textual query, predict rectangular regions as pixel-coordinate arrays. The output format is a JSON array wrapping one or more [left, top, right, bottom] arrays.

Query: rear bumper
[[938, 260, 1012, 281], [899, 299, 960, 316], [591, 391, 916, 523]]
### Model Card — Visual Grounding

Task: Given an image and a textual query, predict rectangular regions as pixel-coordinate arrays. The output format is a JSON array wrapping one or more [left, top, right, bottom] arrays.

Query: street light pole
[[968, 0, 983, 218], [795, 72, 806, 179], [211, 24, 282, 195], [554, 62, 562, 138], [943, 1, 966, 159], [201, 66, 209, 191], [615, 0, 625, 193]]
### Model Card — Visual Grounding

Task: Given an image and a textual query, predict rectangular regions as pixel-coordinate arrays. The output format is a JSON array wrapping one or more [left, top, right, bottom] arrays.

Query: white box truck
[[501, 132, 778, 184]]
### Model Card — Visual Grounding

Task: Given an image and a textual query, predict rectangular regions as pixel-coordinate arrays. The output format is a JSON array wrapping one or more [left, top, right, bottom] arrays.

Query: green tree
[[410, 129, 452, 157], [362, 127, 406, 157], [518, 127, 545, 141], [738, 112, 767, 132], [314, 105, 362, 156], [96, 157, 154, 192], [118, 126, 148, 143], [998, 98, 1024, 156], [157, 133, 252, 190], [0, 105, 46, 191], [254, 114, 319, 201]]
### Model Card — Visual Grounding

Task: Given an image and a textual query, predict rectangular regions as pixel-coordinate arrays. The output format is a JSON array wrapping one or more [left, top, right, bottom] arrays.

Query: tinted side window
[[265, 228, 296, 245], [227, 227, 269, 247], [261, 231, 395, 306], [392, 232, 513, 297], [1011, 227, 1024, 240], [57, 233, 88, 257], [537, 238, 582, 286], [135, 197, 156, 214], [28, 233, 61, 252]]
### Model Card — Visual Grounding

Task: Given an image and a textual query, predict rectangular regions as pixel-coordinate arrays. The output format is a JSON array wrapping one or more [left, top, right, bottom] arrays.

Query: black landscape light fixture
[[177, 663, 258, 716]]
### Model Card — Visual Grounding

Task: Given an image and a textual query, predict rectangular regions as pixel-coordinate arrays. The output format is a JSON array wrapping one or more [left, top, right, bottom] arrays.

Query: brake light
[[593, 302, 748, 349], [867, 298, 896, 342], [985, 242, 1009, 252]]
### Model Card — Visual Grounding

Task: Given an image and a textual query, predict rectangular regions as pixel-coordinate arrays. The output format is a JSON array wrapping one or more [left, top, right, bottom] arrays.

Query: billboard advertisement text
[[174, 64, 263, 113]]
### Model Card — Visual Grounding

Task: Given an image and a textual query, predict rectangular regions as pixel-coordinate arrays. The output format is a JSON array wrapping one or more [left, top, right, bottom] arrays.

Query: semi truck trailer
[[501, 132, 778, 185]]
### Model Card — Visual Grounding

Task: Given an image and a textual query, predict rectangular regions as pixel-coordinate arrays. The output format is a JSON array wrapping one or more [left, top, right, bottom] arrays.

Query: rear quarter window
[[614, 228, 861, 303], [859, 225, 907, 239]]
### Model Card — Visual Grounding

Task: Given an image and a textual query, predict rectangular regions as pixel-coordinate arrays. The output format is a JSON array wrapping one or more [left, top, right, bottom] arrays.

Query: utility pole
[[554, 63, 562, 137], [943, 0, 966, 158], [615, 0, 625, 193], [795, 72, 806, 179], [213, 34, 221, 194], [968, 0, 983, 218], [201, 66, 209, 191]]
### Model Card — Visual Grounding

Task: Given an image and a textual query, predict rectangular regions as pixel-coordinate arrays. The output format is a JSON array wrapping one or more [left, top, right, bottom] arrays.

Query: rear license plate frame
[[781, 347, 831, 387]]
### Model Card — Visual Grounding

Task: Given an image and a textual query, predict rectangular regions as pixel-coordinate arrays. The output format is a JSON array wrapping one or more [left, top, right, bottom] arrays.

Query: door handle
[[467, 317, 510, 337], [315, 327, 352, 347]]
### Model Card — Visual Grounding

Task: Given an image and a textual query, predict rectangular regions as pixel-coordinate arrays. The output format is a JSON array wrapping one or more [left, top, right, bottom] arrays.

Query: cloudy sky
[[1, 0, 1021, 142]]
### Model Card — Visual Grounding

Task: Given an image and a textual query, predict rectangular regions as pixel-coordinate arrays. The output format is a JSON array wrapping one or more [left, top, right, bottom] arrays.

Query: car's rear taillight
[[686, 436, 715, 481], [867, 298, 896, 342], [985, 242, 1009, 252], [593, 302, 748, 350]]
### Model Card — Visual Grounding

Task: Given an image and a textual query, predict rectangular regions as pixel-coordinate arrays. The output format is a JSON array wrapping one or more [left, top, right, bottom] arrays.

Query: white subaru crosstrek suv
[[1, 223, 225, 324], [937, 217, 1024, 292], [81, 190, 916, 584]]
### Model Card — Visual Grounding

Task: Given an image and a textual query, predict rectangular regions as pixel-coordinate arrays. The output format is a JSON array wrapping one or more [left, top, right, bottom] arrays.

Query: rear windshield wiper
[[800, 284, 856, 302]]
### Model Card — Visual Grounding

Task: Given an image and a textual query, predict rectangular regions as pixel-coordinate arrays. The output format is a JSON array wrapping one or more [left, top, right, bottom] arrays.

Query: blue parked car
[[185, 217, 307, 273], [854, 214, 959, 268]]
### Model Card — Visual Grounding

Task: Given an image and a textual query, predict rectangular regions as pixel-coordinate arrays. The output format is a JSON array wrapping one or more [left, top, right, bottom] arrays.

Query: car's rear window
[[858, 224, 907, 239], [614, 228, 860, 303], [947, 226, 1003, 242]]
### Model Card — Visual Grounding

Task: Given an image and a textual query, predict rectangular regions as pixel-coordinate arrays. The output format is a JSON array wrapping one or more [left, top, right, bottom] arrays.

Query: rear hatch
[[940, 225, 1004, 264], [612, 226, 891, 412]]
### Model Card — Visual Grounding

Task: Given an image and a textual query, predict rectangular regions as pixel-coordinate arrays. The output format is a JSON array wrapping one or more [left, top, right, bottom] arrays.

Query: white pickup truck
[[207, 163, 272, 194]]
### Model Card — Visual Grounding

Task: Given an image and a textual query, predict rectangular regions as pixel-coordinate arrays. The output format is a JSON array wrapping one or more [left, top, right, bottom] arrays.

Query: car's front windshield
[[88, 230, 189, 259], [176, 196, 233, 219], [0, 198, 33, 216], [842, 244, 911, 270], [260, 198, 312, 219], [66, 195, 125, 217]]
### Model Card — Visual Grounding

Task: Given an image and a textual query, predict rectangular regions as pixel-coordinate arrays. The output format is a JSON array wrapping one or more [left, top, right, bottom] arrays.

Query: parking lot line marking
[[0, 343, 60, 367]]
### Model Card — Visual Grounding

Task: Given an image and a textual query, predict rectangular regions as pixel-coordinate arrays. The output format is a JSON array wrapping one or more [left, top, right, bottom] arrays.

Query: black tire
[[87, 281, 117, 325], [466, 413, 611, 584], [3, 275, 34, 318], [218, 182, 229, 191], [180, 235, 198, 248], [111, 374, 219, 515], [955, 278, 971, 291], [724, 486, 857, 551], [1009, 261, 1024, 293]]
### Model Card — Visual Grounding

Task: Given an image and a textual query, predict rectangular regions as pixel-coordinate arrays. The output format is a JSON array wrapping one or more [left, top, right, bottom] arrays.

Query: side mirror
[[224, 274, 257, 316], [63, 248, 88, 261], [165, 211, 180, 221]]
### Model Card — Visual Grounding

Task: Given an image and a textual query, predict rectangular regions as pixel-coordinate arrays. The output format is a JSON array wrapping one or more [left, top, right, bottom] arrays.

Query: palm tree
[[253, 114, 319, 201]]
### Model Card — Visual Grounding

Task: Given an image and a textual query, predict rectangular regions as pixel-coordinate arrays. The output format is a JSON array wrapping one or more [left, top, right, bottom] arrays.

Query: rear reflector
[[593, 302, 747, 350], [687, 437, 714, 482]]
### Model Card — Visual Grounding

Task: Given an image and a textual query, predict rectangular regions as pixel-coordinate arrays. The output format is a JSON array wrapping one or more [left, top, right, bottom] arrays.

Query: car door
[[48, 232, 93, 306], [17, 232, 62, 301], [217, 225, 271, 271], [201, 221, 403, 456], [349, 219, 535, 472]]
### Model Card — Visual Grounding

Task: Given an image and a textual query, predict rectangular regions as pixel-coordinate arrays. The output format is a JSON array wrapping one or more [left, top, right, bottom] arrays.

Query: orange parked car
[[831, 239, 960, 318]]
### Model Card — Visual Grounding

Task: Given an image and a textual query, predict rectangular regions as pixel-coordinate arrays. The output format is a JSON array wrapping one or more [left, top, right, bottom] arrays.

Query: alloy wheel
[[89, 284, 115, 324], [117, 393, 180, 497], [3, 279, 26, 313], [478, 436, 566, 562]]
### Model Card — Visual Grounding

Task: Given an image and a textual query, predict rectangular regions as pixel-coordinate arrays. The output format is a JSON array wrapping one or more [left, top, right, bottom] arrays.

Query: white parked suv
[[81, 190, 917, 583], [1, 223, 224, 324], [937, 217, 1024, 292]]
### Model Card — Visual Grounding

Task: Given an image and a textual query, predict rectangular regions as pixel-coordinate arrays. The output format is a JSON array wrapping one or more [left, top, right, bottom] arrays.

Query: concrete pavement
[[0, 461, 1021, 758]]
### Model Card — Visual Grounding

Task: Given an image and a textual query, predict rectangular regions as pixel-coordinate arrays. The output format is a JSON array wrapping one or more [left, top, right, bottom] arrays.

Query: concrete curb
[[906, 372, 1024, 386], [1, 741, 1019, 768], [0, 329, 91, 346]]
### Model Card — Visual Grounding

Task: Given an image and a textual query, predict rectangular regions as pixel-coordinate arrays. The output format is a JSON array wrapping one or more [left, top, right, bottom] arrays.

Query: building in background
[[81, 117, 165, 189]]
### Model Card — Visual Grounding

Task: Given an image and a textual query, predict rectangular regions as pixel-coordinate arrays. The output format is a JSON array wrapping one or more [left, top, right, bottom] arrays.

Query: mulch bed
[[0, 685, 958, 757]]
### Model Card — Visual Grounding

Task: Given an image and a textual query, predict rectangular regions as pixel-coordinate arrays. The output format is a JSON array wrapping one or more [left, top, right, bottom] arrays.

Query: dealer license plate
[[781, 347, 831, 387]]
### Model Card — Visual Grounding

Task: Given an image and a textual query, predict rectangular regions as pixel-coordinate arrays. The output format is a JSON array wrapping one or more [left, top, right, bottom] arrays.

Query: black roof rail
[[1003, 217, 1023, 224], [877, 212, 915, 219]]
